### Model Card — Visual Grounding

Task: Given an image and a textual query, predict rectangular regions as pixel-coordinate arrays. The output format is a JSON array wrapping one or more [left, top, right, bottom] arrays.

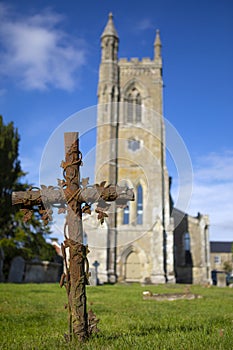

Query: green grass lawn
[[0, 283, 232, 349]]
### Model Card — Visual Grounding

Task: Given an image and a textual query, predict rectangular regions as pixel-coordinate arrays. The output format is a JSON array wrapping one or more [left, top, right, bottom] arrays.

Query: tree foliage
[[0, 115, 25, 231], [0, 115, 55, 278], [223, 261, 233, 274]]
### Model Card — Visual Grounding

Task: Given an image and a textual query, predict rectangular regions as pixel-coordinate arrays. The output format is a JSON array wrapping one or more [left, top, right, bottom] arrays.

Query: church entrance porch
[[117, 243, 151, 283], [125, 251, 141, 282]]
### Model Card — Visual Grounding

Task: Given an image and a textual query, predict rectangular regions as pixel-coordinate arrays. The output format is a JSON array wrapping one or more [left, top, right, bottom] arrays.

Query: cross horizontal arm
[[12, 187, 65, 207], [12, 184, 134, 208]]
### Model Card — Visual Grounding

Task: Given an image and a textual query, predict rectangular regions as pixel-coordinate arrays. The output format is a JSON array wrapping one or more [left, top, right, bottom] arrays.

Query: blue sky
[[0, 0, 233, 242]]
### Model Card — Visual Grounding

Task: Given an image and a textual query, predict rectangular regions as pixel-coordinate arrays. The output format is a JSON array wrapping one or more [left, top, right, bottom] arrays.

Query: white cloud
[[194, 150, 233, 182], [186, 151, 233, 241], [136, 18, 154, 31], [0, 4, 86, 91]]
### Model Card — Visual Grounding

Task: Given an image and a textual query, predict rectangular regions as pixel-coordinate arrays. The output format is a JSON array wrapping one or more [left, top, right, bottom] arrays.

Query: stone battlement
[[119, 57, 156, 64]]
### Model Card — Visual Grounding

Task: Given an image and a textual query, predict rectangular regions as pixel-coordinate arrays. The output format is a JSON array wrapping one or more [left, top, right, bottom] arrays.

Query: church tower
[[96, 13, 119, 185], [95, 13, 175, 284]]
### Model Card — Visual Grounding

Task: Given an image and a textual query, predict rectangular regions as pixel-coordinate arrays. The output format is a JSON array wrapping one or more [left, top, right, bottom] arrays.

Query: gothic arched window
[[183, 232, 192, 265], [184, 232, 190, 251], [127, 94, 133, 123], [125, 87, 142, 123], [135, 93, 142, 122], [123, 206, 130, 225], [119, 180, 131, 225], [83, 232, 88, 246], [137, 185, 143, 225]]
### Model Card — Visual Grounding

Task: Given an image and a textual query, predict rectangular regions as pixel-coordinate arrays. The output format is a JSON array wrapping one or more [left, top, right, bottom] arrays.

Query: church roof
[[101, 13, 119, 39], [210, 241, 232, 253]]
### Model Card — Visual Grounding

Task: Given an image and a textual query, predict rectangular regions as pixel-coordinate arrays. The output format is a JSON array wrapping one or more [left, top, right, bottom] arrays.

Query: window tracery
[[125, 87, 142, 123], [137, 185, 143, 225]]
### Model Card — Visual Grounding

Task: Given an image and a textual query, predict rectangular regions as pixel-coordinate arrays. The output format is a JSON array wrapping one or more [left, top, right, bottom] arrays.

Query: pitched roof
[[210, 241, 233, 253], [101, 13, 118, 39]]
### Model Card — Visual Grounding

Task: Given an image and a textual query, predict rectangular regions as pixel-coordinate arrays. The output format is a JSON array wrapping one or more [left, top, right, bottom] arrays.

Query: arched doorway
[[125, 251, 141, 281]]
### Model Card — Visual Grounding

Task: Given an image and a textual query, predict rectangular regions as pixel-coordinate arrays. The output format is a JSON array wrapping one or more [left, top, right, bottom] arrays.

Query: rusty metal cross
[[12, 132, 134, 342]]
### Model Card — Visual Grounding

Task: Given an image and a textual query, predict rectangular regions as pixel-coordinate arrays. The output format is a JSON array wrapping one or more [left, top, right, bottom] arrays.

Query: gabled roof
[[210, 241, 233, 253]]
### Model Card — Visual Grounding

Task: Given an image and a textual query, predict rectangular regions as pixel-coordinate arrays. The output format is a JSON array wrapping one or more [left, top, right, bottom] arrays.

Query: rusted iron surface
[[12, 184, 134, 225], [11, 131, 134, 343], [12, 185, 133, 207], [62, 132, 88, 341]]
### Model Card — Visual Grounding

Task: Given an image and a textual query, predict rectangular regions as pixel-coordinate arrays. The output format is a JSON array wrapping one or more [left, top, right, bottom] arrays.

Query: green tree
[[0, 115, 55, 279], [223, 261, 233, 274], [0, 115, 25, 231]]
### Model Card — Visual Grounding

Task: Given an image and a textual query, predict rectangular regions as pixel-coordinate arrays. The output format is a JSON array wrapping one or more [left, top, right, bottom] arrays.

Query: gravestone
[[8, 256, 25, 283], [24, 260, 62, 283], [89, 268, 97, 286], [92, 260, 100, 285], [217, 272, 226, 287]]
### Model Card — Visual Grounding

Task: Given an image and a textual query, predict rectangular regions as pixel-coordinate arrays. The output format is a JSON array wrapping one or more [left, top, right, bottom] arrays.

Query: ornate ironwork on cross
[[11, 132, 134, 343]]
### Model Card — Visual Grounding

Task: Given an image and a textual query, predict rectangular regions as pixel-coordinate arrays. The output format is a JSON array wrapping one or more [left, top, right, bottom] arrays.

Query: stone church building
[[83, 14, 210, 285]]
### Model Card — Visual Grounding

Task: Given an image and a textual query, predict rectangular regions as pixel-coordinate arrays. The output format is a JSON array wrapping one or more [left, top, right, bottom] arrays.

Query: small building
[[210, 241, 233, 272], [172, 209, 210, 285]]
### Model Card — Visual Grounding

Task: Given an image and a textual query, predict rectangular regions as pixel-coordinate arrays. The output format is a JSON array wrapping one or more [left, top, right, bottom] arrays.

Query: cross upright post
[[11, 131, 134, 344], [62, 132, 88, 341], [64, 132, 83, 242]]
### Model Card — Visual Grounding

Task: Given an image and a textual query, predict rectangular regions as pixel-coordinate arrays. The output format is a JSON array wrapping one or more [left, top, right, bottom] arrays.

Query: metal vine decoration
[[11, 132, 134, 342]]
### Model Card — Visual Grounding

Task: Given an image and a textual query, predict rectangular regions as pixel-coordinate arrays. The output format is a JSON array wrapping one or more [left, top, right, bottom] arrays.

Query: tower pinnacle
[[154, 29, 162, 59], [101, 12, 119, 39]]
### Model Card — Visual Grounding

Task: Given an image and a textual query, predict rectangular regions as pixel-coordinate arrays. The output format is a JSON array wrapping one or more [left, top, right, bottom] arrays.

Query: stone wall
[[24, 260, 62, 283], [172, 208, 211, 284], [8, 256, 62, 283]]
